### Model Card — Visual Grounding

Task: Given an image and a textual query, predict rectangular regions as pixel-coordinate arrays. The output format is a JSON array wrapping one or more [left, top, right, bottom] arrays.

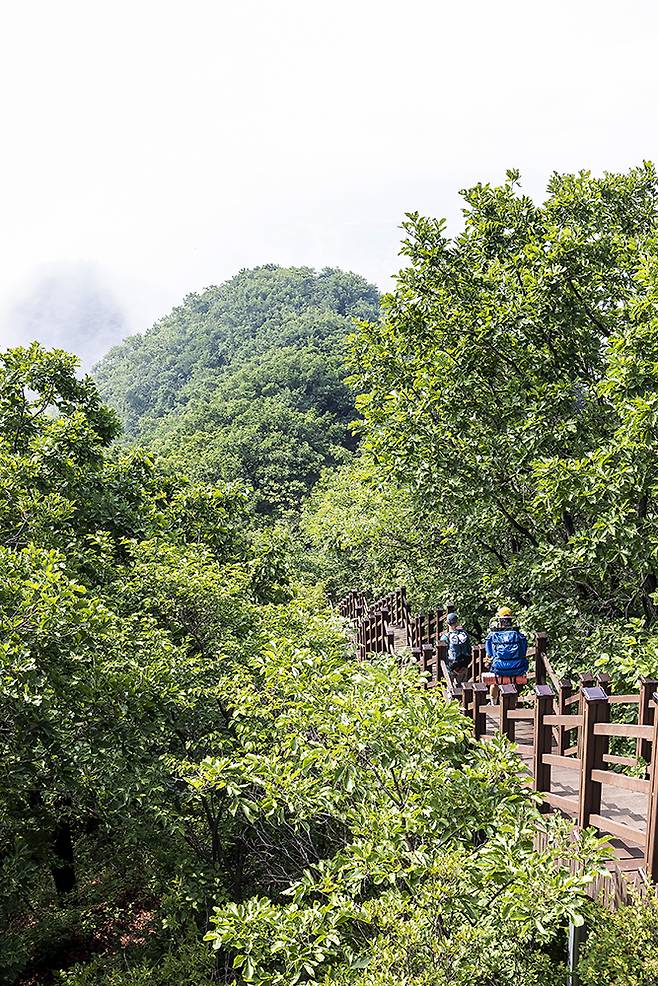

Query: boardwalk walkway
[[345, 592, 658, 906], [489, 714, 647, 883]]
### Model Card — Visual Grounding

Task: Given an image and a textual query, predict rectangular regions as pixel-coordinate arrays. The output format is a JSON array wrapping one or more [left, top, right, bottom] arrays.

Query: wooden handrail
[[603, 753, 638, 768], [544, 714, 583, 728], [360, 590, 658, 887], [588, 813, 646, 847], [542, 792, 578, 814], [590, 769, 651, 795], [542, 753, 582, 771], [593, 723, 654, 741]]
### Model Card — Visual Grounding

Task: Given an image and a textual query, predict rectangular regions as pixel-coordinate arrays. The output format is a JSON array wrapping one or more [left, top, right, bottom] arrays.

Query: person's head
[[446, 612, 459, 628], [497, 605, 513, 628]]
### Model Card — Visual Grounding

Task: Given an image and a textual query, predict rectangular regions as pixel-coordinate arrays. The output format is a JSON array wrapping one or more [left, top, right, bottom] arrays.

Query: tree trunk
[[51, 819, 77, 899]]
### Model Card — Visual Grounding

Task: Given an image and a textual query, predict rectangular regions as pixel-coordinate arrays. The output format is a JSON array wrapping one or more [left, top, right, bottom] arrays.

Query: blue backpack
[[489, 629, 528, 675], [447, 629, 472, 670]]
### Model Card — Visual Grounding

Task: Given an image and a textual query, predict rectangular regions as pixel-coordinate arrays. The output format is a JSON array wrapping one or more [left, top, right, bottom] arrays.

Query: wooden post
[[578, 686, 609, 829], [533, 684, 554, 797], [534, 632, 548, 686], [644, 690, 658, 882], [435, 608, 445, 648], [596, 672, 612, 694], [638, 678, 658, 765], [381, 609, 391, 653], [462, 681, 473, 718], [436, 641, 448, 683], [499, 684, 518, 742], [557, 678, 573, 756], [475, 643, 484, 680], [422, 644, 434, 686], [411, 614, 421, 648], [577, 674, 596, 759], [472, 683, 488, 740]]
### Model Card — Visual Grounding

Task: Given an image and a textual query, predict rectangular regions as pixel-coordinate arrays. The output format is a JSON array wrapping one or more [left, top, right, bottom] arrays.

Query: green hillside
[[7, 170, 658, 986], [95, 266, 379, 510]]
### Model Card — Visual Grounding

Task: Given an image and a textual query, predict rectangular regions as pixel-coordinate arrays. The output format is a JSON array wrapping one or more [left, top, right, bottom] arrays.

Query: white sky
[[1, 0, 657, 361]]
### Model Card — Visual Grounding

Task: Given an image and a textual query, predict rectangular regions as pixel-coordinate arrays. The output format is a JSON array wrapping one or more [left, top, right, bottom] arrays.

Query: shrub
[[578, 891, 658, 985]]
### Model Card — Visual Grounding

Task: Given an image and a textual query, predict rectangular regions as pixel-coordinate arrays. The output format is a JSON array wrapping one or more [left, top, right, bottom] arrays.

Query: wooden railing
[[337, 589, 369, 621], [355, 609, 394, 660], [462, 678, 658, 882], [408, 606, 443, 648], [339, 585, 658, 886]]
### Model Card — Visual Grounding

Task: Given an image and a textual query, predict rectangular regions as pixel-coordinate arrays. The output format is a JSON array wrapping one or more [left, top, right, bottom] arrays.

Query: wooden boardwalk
[[484, 711, 648, 891], [344, 593, 658, 905]]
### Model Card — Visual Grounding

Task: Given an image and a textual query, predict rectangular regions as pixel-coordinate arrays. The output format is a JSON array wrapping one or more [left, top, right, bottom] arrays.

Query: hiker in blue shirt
[[440, 612, 472, 688], [485, 606, 528, 679]]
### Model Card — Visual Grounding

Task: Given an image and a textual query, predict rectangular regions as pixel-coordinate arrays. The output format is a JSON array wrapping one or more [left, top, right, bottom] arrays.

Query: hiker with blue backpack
[[484, 606, 528, 700], [440, 612, 472, 688]]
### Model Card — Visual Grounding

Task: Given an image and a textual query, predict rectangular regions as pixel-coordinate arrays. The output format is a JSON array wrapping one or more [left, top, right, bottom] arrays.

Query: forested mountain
[[7, 169, 658, 986], [2, 344, 597, 986], [94, 266, 379, 511]]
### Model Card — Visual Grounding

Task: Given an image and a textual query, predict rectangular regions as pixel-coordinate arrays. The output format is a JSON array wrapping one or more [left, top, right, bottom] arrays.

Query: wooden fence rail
[[342, 585, 658, 892], [337, 589, 369, 621]]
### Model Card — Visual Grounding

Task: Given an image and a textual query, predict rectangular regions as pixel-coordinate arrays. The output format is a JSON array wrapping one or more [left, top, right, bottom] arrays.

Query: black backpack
[[447, 629, 471, 670]]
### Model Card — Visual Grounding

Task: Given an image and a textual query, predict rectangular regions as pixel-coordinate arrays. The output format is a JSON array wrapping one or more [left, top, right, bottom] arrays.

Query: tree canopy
[[94, 267, 378, 512], [0, 343, 605, 986], [305, 165, 658, 684], [9, 165, 658, 984]]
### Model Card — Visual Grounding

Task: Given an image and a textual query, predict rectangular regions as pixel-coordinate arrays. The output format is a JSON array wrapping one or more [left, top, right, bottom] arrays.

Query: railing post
[[534, 633, 548, 686], [475, 643, 484, 680], [533, 684, 554, 797], [499, 684, 517, 742], [462, 681, 473, 718], [472, 683, 488, 740], [557, 678, 573, 755], [638, 678, 658, 765], [436, 641, 447, 683], [422, 644, 434, 686], [577, 674, 596, 759], [435, 608, 444, 648], [578, 686, 609, 829], [381, 608, 391, 653], [644, 691, 658, 882]]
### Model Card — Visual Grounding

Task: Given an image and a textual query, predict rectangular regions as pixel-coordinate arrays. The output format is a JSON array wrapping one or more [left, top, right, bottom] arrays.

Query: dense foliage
[[577, 891, 658, 984], [305, 164, 658, 685], [0, 343, 607, 985], [10, 164, 658, 983], [94, 266, 379, 512]]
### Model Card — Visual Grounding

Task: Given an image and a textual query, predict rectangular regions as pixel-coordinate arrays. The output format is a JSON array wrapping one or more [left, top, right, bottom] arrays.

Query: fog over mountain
[[0, 264, 129, 369]]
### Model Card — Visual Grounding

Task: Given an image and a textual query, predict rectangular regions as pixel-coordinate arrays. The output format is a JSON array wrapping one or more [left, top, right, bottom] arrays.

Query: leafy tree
[[333, 164, 658, 683], [300, 456, 425, 600], [199, 634, 605, 986], [94, 268, 378, 511], [0, 344, 297, 980]]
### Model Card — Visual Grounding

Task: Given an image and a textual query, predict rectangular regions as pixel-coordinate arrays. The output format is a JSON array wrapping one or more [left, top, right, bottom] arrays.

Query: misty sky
[[1, 0, 658, 366]]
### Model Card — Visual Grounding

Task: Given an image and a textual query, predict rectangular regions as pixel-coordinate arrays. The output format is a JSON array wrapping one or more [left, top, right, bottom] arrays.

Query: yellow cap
[[497, 606, 513, 618]]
